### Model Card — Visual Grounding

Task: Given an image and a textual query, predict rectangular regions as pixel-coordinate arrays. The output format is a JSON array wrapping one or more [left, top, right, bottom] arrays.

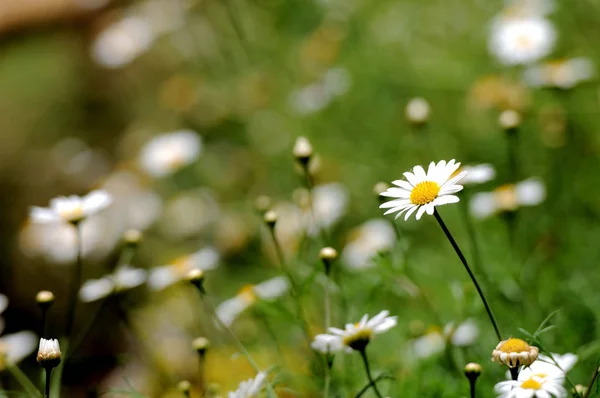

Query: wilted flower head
[[79, 265, 147, 302], [148, 247, 219, 291], [492, 338, 539, 368], [470, 178, 546, 218], [489, 15, 556, 66], [380, 159, 468, 220], [30, 190, 112, 225], [139, 130, 202, 178], [228, 371, 267, 398], [524, 58, 595, 89], [216, 277, 290, 327]]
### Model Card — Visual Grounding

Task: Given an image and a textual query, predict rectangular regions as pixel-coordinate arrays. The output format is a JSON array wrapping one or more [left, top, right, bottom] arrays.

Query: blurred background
[[2, 0, 600, 396]]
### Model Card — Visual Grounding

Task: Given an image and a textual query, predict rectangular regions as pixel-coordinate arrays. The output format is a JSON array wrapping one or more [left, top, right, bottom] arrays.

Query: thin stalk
[[6, 364, 41, 397], [303, 171, 330, 246], [506, 128, 519, 183], [509, 367, 519, 381], [44, 368, 52, 398], [358, 349, 383, 398], [41, 309, 48, 339], [65, 223, 83, 338], [433, 210, 503, 341], [583, 364, 599, 398], [197, 293, 277, 396], [198, 354, 206, 396], [469, 379, 476, 398], [324, 358, 331, 398]]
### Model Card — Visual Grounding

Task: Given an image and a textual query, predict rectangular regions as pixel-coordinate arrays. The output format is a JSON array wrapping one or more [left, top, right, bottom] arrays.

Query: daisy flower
[[517, 352, 577, 381], [228, 371, 267, 398], [30, 190, 113, 225], [0, 298, 37, 372], [492, 338, 539, 368], [216, 276, 290, 327], [460, 164, 496, 185], [323, 310, 397, 352], [379, 159, 468, 221], [148, 247, 219, 291], [311, 334, 344, 354], [138, 130, 202, 178], [524, 58, 594, 89], [410, 319, 479, 359], [79, 265, 148, 302], [341, 219, 396, 271], [495, 375, 567, 398], [489, 16, 556, 66], [470, 178, 546, 219]]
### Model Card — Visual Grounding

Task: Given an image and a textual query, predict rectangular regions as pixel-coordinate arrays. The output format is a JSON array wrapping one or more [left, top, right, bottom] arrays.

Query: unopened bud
[[192, 337, 210, 356], [36, 291, 55, 309], [123, 229, 142, 246], [464, 362, 482, 381], [37, 338, 61, 369], [499, 109, 521, 131], [187, 269, 205, 293], [573, 384, 587, 395], [177, 380, 191, 396], [255, 195, 272, 214], [319, 247, 337, 275], [293, 136, 313, 166], [406, 97, 430, 126], [263, 210, 277, 229]]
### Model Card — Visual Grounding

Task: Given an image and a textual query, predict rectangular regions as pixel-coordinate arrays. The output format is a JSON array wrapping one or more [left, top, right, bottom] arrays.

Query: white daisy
[[470, 178, 546, 218], [148, 247, 219, 291], [79, 265, 148, 302], [489, 16, 556, 66], [311, 334, 344, 354], [326, 310, 397, 352], [379, 159, 468, 221], [309, 183, 349, 234], [524, 58, 594, 89], [138, 130, 202, 178], [0, 331, 38, 371], [460, 164, 497, 185], [215, 277, 290, 327], [495, 375, 567, 398], [30, 190, 112, 225], [341, 219, 396, 271], [518, 353, 577, 381], [405, 97, 431, 125], [411, 320, 479, 359], [228, 371, 267, 398]]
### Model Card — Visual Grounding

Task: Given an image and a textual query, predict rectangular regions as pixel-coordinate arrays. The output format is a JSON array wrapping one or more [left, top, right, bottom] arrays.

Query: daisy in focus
[[228, 371, 267, 398], [492, 338, 539, 368], [489, 15, 556, 66], [495, 374, 567, 398], [138, 130, 202, 178], [30, 190, 113, 225], [216, 276, 290, 327], [379, 159, 468, 221], [148, 247, 219, 291], [524, 58, 595, 89], [79, 265, 148, 302], [470, 178, 546, 219], [315, 310, 397, 352]]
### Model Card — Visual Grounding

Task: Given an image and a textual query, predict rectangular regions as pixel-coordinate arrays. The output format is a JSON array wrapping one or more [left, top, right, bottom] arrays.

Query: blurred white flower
[[405, 97, 431, 125], [470, 178, 546, 218], [148, 247, 220, 291], [92, 16, 155, 69], [411, 319, 479, 359], [0, 295, 6, 316], [311, 334, 344, 354], [524, 58, 595, 89], [228, 371, 267, 398], [139, 130, 202, 178], [460, 164, 496, 185], [159, 189, 219, 239], [79, 265, 148, 302], [216, 277, 290, 327], [489, 16, 556, 65], [30, 190, 112, 225], [320, 310, 397, 352], [341, 219, 396, 271], [309, 183, 349, 234], [0, 331, 38, 371], [289, 67, 351, 115], [380, 159, 468, 221]]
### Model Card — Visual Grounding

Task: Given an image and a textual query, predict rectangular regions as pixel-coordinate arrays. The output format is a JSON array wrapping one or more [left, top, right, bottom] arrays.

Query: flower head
[[326, 310, 397, 352], [0, 331, 38, 371], [139, 130, 202, 178], [341, 219, 396, 271], [492, 338, 539, 368], [518, 353, 577, 382], [148, 247, 219, 291], [460, 164, 497, 185], [405, 97, 431, 125], [470, 178, 546, 218], [311, 334, 344, 354], [495, 375, 566, 398], [228, 371, 267, 398], [37, 338, 61, 368], [379, 159, 468, 220], [79, 265, 147, 302], [489, 16, 556, 66], [524, 58, 594, 89], [30, 190, 112, 225]]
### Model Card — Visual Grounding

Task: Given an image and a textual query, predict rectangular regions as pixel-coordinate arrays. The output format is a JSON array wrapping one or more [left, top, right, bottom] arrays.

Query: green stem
[[433, 210, 503, 341], [358, 349, 383, 398], [509, 367, 519, 381], [6, 364, 41, 397], [65, 223, 83, 338], [44, 368, 52, 398], [469, 378, 476, 398], [583, 364, 599, 398]]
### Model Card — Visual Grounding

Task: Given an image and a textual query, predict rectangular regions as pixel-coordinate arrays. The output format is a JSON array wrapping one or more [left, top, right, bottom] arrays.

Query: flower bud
[[464, 362, 482, 380], [499, 109, 521, 131], [187, 269, 205, 293], [36, 291, 55, 310], [178, 380, 191, 396], [263, 210, 277, 229], [293, 136, 313, 166], [405, 97, 430, 126], [123, 229, 142, 246], [319, 247, 337, 275], [37, 338, 61, 369], [192, 337, 210, 356], [254, 195, 272, 214]]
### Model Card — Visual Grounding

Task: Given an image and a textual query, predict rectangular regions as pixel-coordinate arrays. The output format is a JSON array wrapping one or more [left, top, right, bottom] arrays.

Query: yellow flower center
[[493, 184, 518, 211], [515, 34, 533, 50], [499, 338, 530, 353], [343, 329, 373, 348], [172, 256, 191, 275], [410, 181, 440, 205], [238, 285, 257, 304], [520, 378, 543, 390], [59, 205, 85, 223]]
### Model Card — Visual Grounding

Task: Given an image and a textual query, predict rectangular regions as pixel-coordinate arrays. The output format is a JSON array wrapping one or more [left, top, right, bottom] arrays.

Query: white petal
[[114, 266, 147, 290], [82, 190, 113, 215], [469, 193, 497, 219], [380, 188, 411, 199], [415, 206, 427, 220], [433, 195, 460, 206], [380, 199, 411, 209], [216, 297, 251, 327], [29, 207, 60, 223], [187, 247, 220, 271], [79, 278, 114, 302], [2, 331, 37, 364], [391, 180, 414, 190], [403, 205, 419, 220], [425, 203, 435, 215], [148, 266, 179, 290], [0, 294, 7, 314], [413, 165, 427, 180], [403, 172, 420, 186]]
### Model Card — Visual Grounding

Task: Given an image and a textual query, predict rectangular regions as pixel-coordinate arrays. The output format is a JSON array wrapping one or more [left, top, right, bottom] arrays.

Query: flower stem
[[583, 363, 599, 398], [6, 363, 41, 397], [509, 367, 519, 381], [324, 356, 332, 398], [65, 223, 83, 338], [469, 378, 476, 398], [433, 210, 503, 341], [358, 349, 383, 398], [44, 368, 52, 398]]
